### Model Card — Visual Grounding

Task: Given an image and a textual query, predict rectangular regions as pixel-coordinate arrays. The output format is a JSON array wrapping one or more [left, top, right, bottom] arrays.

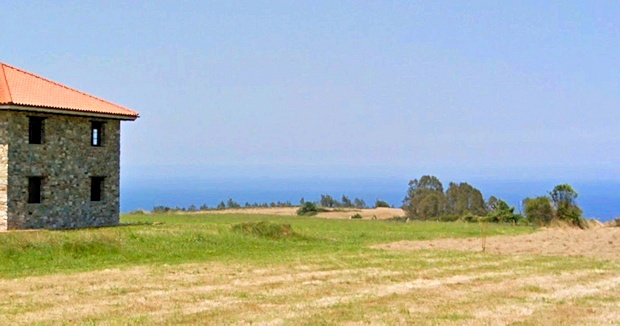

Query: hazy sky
[[2, 1, 620, 181]]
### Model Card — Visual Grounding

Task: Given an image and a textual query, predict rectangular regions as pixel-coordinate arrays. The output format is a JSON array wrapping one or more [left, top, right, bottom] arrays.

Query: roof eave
[[0, 104, 139, 121]]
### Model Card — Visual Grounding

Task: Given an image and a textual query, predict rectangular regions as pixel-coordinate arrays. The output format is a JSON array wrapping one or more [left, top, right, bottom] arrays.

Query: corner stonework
[[0, 144, 7, 230]]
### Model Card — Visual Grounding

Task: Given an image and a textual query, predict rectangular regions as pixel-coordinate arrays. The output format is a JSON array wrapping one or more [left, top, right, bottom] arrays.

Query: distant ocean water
[[121, 177, 620, 222]]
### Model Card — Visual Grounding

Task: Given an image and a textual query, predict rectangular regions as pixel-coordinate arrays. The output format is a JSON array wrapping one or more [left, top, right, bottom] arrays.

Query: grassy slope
[[0, 213, 531, 278], [1, 214, 619, 324]]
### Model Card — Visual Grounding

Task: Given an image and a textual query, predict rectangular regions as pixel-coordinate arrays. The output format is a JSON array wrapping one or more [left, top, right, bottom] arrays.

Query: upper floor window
[[91, 121, 104, 146], [29, 117, 45, 144], [28, 176, 43, 204]]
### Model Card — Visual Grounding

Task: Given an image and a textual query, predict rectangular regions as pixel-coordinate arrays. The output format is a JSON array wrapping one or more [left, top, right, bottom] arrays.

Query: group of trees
[[316, 195, 393, 209], [523, 184, 585, 228], [152, 199, 296, 213], [403, 175, 494, 220], [318, 194, 367, 209], [403, 175, 585, 227], [152, 195, 391, 214], [215, 199, 295, 210]]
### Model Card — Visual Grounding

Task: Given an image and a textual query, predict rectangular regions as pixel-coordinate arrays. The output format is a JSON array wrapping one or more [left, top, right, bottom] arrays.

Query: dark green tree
[[445, 182, 487, 216], [418, 192, 445, 219], [354, 198, 367, 209], [486, 198, 521, 223], [549, 184, 584, 227], [403, 175, 446, 220], [374, 199, 390, 208], [227, 198, 240, 208], [341, 195, 353, 208], [320, 194, 338, 207]]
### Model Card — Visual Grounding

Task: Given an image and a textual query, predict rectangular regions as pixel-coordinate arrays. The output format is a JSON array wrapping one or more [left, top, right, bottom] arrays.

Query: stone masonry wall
[[5, 110, 121, 229], [0, 113, 8, 230]]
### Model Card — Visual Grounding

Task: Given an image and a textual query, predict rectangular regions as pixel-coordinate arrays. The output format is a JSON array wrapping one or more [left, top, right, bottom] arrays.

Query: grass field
[[0, 213, 618, 324]]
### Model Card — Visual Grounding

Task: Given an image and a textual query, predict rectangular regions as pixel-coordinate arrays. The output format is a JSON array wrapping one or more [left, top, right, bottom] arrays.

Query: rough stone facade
[[0, 110, 121, 230]]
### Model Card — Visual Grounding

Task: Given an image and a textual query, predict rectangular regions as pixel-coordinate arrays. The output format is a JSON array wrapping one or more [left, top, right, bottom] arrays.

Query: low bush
[[438, 215, 460, 222], [350, 214, 363, 219], [461, 213, 480, 223], [297, 202, 327, 216], [231, 221, 295, 240], [374, 200, 391, 208], [126, 209, 148, 215]]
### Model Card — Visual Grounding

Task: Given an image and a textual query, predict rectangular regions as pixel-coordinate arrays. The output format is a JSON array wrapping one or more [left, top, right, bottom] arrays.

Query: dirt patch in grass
[[374, 226, 620, 261]]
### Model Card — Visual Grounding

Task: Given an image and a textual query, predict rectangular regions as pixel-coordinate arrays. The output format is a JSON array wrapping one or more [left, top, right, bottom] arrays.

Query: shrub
[[485, 199, 523, 224], [350, 213, 363, 219], [461, 213, 479, 223], [297, 202, 326, 216], [374, 200, 390, 208], [523, 196, 554, 227], [126, 209, 148, 215], [231, 221, 295, 239], [438, 214, 460, 222]]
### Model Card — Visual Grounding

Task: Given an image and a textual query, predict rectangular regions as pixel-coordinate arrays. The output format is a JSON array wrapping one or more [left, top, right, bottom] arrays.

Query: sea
[[121, 176, 620, 222]]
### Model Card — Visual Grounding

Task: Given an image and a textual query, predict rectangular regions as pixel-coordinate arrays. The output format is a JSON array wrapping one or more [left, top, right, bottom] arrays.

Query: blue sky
[[2, 1, 620, 182]]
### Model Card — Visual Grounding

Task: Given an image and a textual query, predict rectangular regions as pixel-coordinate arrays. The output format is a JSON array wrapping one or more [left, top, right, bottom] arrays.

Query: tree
[[549, 184, 584, 227], [523, 196, 554, 226], [403, 175, 446, 220], [227, 198, 240, 209], [320, 194, 338, 208], [341, 195, 353, 208], [354, 198, 367, 209], [216, 201, 226, 210], [487, 196, 499, 212], [445, 182, 487, 216], [418, 192, 445, 220], [486, 198, 521, 223]]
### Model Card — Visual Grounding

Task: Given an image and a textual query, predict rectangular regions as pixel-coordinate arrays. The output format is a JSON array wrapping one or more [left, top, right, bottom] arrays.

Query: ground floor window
[[28, 177, 43, 203], [91, 177, 105, 201]]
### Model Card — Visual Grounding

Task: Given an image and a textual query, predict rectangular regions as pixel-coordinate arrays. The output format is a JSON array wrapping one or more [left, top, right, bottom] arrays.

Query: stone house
[[0, 63, 139, 230]]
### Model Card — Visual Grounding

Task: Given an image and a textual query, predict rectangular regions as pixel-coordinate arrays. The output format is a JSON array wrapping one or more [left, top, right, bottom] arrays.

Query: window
[[29, 117, 45, 144], [28, 177, 43, 204], [91, 122, 104, 146], [91, 177, 105, 201]]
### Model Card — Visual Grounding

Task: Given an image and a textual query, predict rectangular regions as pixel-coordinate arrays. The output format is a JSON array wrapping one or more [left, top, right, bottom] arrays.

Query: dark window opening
[[29, 117, 45, 144], [91, 177, 105, 201], [91, 122, 104, 146], [28, 177, 42, 204]]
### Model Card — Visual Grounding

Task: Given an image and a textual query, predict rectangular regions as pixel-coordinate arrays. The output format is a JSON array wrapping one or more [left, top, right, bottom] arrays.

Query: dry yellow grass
[[375, 226, 620, 261], [1, 214, 618, 324], [2, 235, 619, 324], [198, 207, 405, 219]]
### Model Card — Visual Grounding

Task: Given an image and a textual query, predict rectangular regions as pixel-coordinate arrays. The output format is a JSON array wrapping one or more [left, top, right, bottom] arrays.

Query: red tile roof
[[0, 63, 138, 119]]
